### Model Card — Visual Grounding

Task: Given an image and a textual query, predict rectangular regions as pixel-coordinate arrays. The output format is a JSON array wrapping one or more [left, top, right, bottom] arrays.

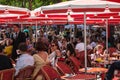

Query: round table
[[79, 67, 108, 73], [61, 73, 96, 80], [79, 67, 108, 80]]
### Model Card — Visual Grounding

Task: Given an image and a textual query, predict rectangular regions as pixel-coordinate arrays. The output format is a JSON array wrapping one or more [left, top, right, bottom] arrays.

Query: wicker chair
[[1, 68, 15, 80], [41, 65, 61, 80], [56, 61, 74, 75], [69, 56, 82, 73], [15, 65, 34, 80]]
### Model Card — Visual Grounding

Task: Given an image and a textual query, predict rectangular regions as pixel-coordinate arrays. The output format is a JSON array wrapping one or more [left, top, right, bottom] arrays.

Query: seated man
[[105, 61, 120, 80], [15, 42, 34, 76]]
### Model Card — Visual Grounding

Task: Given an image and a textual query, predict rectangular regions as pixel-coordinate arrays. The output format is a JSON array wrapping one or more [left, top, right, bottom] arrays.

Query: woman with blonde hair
[[91, 44, 104, 62]]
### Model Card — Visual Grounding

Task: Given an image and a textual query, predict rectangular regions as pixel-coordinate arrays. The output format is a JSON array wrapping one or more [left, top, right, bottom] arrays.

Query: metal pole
[[35, 21, 38, 42], [84, 12, 87, 73], [21, 23, 23, 31], [106, 19, 108, 54]]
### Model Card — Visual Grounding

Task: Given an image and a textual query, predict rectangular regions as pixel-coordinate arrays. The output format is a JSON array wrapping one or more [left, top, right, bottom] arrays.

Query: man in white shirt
[[75, 37, 85, 54], [15, 42, 34, 76]]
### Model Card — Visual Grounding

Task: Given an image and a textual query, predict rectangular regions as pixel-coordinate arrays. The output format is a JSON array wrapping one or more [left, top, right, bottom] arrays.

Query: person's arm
[[55, 50, 61, 57], [15, 58, 23, 76], [75, 44, 79, 54]]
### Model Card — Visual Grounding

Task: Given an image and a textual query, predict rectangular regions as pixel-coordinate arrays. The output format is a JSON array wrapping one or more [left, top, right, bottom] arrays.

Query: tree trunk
[[56, 0, 62, 3], [22, 0, 26, 8], [29, 0, 32, 10]]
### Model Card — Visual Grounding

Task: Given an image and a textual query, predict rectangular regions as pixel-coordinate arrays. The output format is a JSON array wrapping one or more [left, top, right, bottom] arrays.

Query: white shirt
[[48, 51, 59, 68], [15, 54, 34, 76], [90, 42, 97, 48], [75, 42, 85, 52], [48, 51, 56, 67]]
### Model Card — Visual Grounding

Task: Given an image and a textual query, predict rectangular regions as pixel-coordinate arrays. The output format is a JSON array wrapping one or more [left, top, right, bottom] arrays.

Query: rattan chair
[[41, 65, 61, 80], [15, 65, 34, 80], [56, 61, 74, 75], [1, 68, 15, 80]]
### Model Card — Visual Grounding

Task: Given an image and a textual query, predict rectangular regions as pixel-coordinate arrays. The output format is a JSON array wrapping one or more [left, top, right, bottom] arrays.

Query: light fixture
[[45, 14, 48, 18], [49, 20, 53, 24], [45, 21, 47, 24], [66, 6, 73, 15], [109, 16, 113, 19], [104, 4, 111, 13], [67, 6, 74, 22], [118, 12, 120, 16], [67, 13, 74, 22], [94, 13, 97, 16], [40, 9, 43, 14], [87, 17, 90, 20], [4, 9, 9, 14], [17, 16, 20, 19], [102, 19, 105, 21]]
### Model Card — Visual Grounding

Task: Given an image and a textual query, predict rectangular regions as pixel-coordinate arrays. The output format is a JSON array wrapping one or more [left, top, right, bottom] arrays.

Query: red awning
[[106, 0, 120, 3]]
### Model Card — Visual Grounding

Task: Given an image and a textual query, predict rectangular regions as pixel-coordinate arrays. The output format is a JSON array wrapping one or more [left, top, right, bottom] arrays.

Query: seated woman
[[0, 45, 13, 70], [15, 42, 34, 76], [91, 44, 104, 64], [32, 39, 50, 80], [66, 42, 76, 57], [48, 39, 62, 68], [4, 39, 13, 57]]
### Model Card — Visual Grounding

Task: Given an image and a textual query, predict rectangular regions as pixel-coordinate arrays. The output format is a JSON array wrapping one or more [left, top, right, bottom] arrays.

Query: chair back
[[15, 65, 34, 80], [76, 51, 91, 67], [69, 56, 82, 73], [0, 71, 2, 80], [87, 49, 93, 55], [41, 65, 61, 80], [56, 61, 73, 75], [23, 66, 34, 78], [108, 47, 117, 57], [1, 68, 15, 80]]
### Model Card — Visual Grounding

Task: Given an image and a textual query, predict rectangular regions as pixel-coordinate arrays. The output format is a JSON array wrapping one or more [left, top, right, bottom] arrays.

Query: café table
[[79, 67, 108, 80], [61, 73, 96, 80], [79, 67, 108, 73]]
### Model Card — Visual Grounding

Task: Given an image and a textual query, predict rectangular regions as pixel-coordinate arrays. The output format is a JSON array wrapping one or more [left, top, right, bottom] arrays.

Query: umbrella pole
[[106, 19, 109, 56], [35, 21, 38, 42], [84, 12, 87, 73], [21, 23, 23, 31]]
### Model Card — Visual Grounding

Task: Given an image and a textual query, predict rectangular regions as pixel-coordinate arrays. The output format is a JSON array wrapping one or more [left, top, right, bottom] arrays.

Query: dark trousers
[[105, 61, 120, 80]]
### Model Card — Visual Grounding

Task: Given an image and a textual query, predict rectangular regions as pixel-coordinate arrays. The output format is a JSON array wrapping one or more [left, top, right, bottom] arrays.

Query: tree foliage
[[0, 0, 69, 10]]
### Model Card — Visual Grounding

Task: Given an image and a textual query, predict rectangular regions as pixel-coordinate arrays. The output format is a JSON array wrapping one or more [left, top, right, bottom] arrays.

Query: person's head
[[67, 43, 76, 56], [18, 42, 27, 52], [77, 37, 83, 43], [94, 44, 103, 54], [6, 39, 13, 46], [50, 39, 60, 51], [35, 40, 47, 51], [13, 24, 20, 32]]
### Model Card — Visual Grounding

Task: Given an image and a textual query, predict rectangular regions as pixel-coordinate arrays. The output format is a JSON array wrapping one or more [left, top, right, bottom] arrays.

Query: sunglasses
[[51, 44, 56, 47]]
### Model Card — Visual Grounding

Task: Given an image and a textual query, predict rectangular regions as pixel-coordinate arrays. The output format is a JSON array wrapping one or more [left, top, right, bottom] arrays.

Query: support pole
[[84, 12, 87, 73]]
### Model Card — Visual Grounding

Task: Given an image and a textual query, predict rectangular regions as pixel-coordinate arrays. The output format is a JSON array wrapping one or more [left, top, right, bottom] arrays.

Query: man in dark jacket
[[11, 24, 26, 61]]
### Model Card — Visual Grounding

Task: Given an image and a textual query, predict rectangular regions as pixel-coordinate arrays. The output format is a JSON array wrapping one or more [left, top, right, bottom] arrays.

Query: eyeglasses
[[51, 44, 55, 47]]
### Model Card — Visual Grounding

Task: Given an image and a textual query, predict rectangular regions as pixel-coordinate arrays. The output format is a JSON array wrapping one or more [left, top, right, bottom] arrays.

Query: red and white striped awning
[[105, 0, 120, 3], [0, 4, 30, 14], [34, 0, 120, 14], [0, 4, 30, 21]]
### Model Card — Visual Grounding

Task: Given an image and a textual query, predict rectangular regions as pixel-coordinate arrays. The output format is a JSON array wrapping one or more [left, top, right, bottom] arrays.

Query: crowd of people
[[0, 24, 120, 80]]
